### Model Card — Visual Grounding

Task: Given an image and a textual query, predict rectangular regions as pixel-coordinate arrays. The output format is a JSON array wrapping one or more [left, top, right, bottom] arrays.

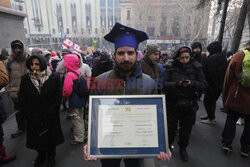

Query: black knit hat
[[191, 42, 202, 51], [176, 46, 191, 57], [26, 54, 48, 71], [11, 40, 23, 48], [207, 41, 222, 55]]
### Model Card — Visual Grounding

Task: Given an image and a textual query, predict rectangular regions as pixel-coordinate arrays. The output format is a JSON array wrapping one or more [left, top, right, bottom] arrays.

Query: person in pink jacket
[[63, 54, 85, 145]]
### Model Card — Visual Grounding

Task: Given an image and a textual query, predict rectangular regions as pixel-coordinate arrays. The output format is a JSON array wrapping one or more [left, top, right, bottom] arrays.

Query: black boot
[[47, 157, 55, 167], [179, 148, 188, 161], [47, 148, 56, 167], [33, 152, 46, 167]]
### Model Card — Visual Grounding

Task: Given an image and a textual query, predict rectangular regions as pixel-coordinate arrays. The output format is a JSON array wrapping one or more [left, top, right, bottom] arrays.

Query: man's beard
[[116, 60, 136, 73], [13, 50, 25, 62], [15, 51, 23, 57]]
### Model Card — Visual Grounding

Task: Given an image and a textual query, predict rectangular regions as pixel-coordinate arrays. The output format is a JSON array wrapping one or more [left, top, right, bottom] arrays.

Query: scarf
[[29, 67, 52, 93]]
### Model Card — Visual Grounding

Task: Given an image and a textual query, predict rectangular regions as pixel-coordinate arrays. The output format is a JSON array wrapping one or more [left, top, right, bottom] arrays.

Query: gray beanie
[[144, 44, 161, 57]]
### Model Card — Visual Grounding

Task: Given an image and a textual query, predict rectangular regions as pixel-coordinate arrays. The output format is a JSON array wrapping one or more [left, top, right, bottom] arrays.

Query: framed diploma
[[88, 95, 169, 158]]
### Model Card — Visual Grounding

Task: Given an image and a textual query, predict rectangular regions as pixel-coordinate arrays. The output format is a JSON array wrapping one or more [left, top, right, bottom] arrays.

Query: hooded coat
[[56, 54, 91, 78], [63, 54, 86, 108], [204, 41, 227, 90], [223, 47, 250, 115], [19, 55, 64, 151], [191, 42, 206, 71], [5, 40, 29, 99]]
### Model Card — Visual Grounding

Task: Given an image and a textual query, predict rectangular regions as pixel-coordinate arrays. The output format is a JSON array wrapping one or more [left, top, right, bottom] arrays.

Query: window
[[19, 5, 23, 11], [114, 0, 120, 8], [56, 3, 63, 31], [100, 0, 105, 9], [85, 4, 92, 28], [71, 3, 77, 28], [148, 16, 154, 21], [172, 18, 180, 37], [108, 0, 113, 9], [67, 28, 70, 34], [147, 27, 155, 37], [127, 10, 130, 20], [53, 28, 56, 34], [81, 28, 84, 34]]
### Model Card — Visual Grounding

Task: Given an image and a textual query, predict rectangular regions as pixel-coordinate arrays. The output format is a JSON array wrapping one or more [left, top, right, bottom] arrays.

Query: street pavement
[[2, 98, 250, 167]]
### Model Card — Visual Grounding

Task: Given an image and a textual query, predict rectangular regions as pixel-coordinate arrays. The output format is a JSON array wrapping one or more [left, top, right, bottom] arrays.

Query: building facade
[[120, 0, 210, 51], [10, 0, 121, 51]]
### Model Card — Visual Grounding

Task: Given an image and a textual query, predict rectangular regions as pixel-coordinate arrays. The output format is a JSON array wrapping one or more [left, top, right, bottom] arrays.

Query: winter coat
[[19, 72, 64, 151], [192, 52, 206, 72], [5, 41, 29, 99], [162, 58, 207, 102], [204, 42, 227, 90], [0, 61, 8, 124], [63, 54, 86, 108], [223, 47, 250, 115], [139, 57, 161, 79], [90, 62, 157, 95], [91, 56, 114, 77], [0, 61, 8, 90]]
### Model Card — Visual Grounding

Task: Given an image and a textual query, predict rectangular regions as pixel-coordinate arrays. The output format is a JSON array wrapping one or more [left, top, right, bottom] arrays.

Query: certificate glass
[[88, 95, 169, 158]]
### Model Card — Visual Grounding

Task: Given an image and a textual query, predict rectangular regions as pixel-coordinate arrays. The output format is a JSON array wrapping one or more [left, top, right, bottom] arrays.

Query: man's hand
[[157, 149, 172, 161], [83, 145, 171, 161], [83, 145, 97, 161]]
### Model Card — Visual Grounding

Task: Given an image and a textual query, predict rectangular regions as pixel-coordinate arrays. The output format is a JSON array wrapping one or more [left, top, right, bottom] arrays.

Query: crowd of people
[[0, 22, 249, 167]]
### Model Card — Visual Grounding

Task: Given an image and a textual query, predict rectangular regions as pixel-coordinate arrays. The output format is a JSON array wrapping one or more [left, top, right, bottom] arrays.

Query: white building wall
[[10, 0, 120, 49]]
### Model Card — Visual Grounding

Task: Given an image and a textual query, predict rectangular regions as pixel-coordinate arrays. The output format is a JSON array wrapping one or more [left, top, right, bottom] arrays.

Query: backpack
[[70, 71, 89, 97], [240, 50, 250, 88]]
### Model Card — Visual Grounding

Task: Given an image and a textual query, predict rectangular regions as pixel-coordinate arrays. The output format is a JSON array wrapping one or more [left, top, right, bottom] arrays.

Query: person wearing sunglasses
[[162, 46, 207, 161]]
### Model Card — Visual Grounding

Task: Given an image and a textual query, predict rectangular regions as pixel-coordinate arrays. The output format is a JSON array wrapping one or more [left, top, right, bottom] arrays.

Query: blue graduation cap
[[104, 23, 149, 50]]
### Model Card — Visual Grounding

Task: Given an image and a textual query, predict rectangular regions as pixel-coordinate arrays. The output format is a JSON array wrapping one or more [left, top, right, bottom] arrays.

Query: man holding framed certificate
[[83, 23, 171, 167]]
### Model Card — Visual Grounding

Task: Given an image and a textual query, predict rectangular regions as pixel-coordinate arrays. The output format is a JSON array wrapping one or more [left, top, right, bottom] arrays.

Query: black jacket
[[91, 57, 114, 77], [19, 73, 64, 151], [192, 52, 206, 71], [205, 42, 227, 89], [163, 58, 207, 101]]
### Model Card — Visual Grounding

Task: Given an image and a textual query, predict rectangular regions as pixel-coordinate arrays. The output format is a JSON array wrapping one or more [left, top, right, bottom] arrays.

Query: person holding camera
[[162, 46, 207, 161]]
